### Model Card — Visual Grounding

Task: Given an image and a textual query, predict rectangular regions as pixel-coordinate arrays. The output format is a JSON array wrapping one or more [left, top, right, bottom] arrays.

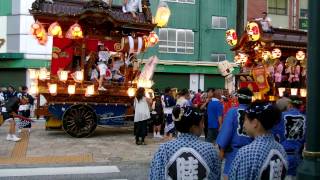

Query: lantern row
[[30, 21, 159, 48]]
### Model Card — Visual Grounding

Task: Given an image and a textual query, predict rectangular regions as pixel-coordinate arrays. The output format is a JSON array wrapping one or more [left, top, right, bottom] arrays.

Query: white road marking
[[0, 166, 120, 177]]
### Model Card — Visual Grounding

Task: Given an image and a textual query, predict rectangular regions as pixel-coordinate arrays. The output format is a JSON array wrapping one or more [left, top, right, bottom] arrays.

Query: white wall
[[12, 0, 34, 15], [300, 0, 308, 9], [225, 75, 235, 94], [189, 74, 199, 92], [269, 15, 289, 28], [199, 74, 204, 91], [0, 16, 7, 53], [7, 0, 52, 59]]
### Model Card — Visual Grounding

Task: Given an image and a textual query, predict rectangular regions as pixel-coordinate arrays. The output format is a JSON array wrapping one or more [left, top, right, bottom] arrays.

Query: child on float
[[122, 0, 142, 20], [108, 58, 125, 83], [229, 101, 288, 180], [97, 43, 117, 90]]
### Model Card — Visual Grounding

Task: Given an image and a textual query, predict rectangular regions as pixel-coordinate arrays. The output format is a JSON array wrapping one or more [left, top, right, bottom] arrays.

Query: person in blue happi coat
[[162, 87, 176, 139], [229, 101, 288, 180], [216, 87, 254, 179], [149, 106, 221, 180], [272, 96, 306, 178]]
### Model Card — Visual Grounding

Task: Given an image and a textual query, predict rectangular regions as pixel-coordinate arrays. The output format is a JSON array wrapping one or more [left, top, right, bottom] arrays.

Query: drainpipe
[[293, 0, 297, 29], [197, 0, 202, 90]]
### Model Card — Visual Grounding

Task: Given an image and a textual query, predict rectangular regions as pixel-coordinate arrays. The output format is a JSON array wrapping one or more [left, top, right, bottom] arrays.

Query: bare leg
[[156, 125, 161, 134], [153, 125, 156, 137], [9, 118, 15, 135], [99, 75, 106, 88]]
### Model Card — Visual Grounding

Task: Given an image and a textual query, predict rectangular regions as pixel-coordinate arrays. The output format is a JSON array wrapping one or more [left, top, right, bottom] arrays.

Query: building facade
[[0, 0, 238, 92], [0, 0, 52, 88], [148, 0, 238, 91], [246, 0, 308, 31], [114, 0, 238, 91]]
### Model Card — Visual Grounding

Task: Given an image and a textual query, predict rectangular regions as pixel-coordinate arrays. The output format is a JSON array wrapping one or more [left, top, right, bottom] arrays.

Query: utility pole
[[297, 0, 320, 179], [236, 0, 245, 35]]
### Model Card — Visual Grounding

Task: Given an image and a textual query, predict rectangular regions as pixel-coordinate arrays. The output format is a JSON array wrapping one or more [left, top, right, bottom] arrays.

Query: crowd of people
[[134, 86, 306, 180], [0, 85, 34, 142]]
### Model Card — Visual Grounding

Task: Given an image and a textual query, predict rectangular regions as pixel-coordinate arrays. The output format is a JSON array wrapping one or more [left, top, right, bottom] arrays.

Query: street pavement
[[0, 120, 224, 180], [0, 120, 163, 180]]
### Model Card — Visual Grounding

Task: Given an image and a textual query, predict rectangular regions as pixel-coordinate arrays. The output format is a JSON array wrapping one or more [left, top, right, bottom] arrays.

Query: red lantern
[[48, 22, 63, 38], [226, 29, 237, 46], [148, 31, 159, 47], [30, 21, 48, 45], [66, 23, 83, 39], [246, 22, 260, 41]]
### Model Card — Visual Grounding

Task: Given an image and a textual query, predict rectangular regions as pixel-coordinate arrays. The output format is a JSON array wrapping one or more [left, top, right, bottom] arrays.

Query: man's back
[[207, 98, 223, 129]]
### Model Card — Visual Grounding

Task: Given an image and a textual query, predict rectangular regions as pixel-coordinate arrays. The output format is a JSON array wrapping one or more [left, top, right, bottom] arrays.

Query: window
[[163, 0, 195, 4], [268, 0, 287, 15], [212, 16, 227, 29], [211, 54, 226, 62], [299, 9, 308, 30], [159, 28, 194, 54]]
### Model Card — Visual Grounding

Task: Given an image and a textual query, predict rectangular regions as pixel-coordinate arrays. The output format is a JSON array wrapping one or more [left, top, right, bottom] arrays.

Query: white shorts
[[98, 63, 107, 76]]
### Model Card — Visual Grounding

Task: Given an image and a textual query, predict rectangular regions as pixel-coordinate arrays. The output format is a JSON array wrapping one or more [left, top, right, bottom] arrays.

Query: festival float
[[226, 21, 307, 101], [28, 0, 169, 137]]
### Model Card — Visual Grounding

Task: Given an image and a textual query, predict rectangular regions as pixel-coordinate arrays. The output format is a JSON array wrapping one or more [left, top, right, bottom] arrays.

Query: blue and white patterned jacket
[[149, 133, 221, 180], [229, 134, 288, 180]]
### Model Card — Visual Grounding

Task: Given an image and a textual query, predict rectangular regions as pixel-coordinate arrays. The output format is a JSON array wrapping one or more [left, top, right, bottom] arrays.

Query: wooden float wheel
[[62, 104, 97, 138]]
